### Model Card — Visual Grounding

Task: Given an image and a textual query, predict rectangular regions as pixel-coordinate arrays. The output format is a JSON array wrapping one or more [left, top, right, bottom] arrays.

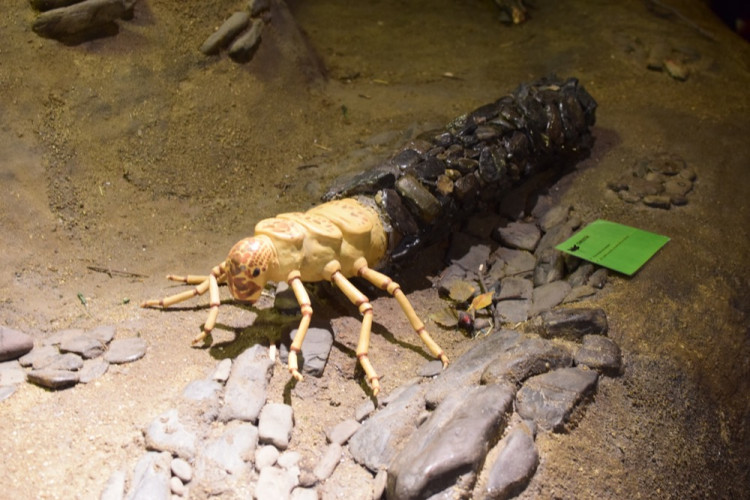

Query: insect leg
[[355, 258, 449, 368], [324, 261, 381, 396], [287, 270, 313, 382], [191, 273, 220, 345]]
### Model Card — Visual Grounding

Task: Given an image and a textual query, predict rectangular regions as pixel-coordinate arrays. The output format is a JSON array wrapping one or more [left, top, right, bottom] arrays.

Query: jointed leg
[[287, 270, 313, 382], [323, 261, 381, 395], [354, 257, 449, 367]]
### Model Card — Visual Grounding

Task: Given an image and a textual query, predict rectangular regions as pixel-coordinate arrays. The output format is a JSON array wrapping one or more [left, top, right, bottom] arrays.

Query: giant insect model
[[142, 76, 597, 395]]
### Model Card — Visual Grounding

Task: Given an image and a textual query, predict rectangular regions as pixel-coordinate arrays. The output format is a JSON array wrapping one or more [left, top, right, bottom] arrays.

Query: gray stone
[[493, 247, 536, 276], [100, 469, 126, 500], [348, 382, 426, 472], [0, 360, 27, 386], [515, 367, 599, 431], [481, 335, 573, 386], [539, 205, 570, 232], [529, 281, 571, 316], [643, 194, 672, 209], [256, 466, 296, 500], [0, 326, 34, 362], [128, 451, 171, 500], [327, 418, 360, 445], [567, 262, 595, 287], [105, 337, 147, 364], [484, 422, 539, 499], [279, 327, 333, 377], [79, 358, 109, 383], [495, 277, 533, 301], [228, 18, 265, 61], [354, 398, 376, 422], [44, 352, 84, 371], [219, 344, 274, 423], [535, 222, 574, 255], [211, 358, 232, 382], [199, 11, 251, 55], [575, 334, 622, 375], [387, 384, 514, 500], [27, 369, 79, 390], [278, 450, 302, 469], [32, 0, 135, 40], [182, 379, 222, 402], [170, 457, 193, 483], [450, 241, 492, 274], [313, 443, 342, 481], [169, 476, 186, 496], [43, 328, 84, 347], [588, 268, 608, 289], [60, 335, 105, 359], [396, 174, 441, 223], [495, 222, 541, 251], [255, 445, 280, 471], [418, 359, 444, 377], [533, 248, 565, 286], [538, 307, 608, 340], [0, 385, 17, 401], [18, 345, 57, 368], [198, 421, 258, 476], [563, 285, 597, 303], [494, 299, 530, 324], [425, 329, 522, 407], [258, 403, 294, 450], [144, 409, 197, 460], [87, 324, 116, 344]]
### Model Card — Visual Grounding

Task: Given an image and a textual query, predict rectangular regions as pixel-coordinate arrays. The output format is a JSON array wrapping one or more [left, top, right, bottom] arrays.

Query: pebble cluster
[[0, 324, 146, 400], [30, 0, 136, 41], [607, 152, 696, 209], [199, 0, 271, 62]]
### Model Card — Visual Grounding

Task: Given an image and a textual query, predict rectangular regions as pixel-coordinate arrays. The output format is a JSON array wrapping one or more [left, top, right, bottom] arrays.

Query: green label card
[[555, 220, 670, 276]]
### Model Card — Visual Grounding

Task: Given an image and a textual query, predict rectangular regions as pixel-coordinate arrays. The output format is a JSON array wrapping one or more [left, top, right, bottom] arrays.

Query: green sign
[[555, 220, 670, 276]]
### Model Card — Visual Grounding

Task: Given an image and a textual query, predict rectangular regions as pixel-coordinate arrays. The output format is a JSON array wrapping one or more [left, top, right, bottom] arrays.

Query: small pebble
[[212, 358, 232, 382], [170, 476, 186, 496], [326, 419, 361, 445], [278, 450, 302, 469], [79, 358, 109, 383], [255, 445, 280, 471], [171, 457, 193, 483], [0, 325, 34, 362], [313, 443, 342, 481], [27, 368, 80, 390]]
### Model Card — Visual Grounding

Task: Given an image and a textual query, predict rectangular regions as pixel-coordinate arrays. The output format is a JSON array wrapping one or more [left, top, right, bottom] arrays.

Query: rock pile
[[199, 0, 271, 62], [607, 152, 696, 209], [0, 324, 145, 399]]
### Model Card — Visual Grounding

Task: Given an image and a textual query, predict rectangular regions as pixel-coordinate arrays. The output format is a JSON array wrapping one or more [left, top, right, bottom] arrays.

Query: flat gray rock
[[18, 345, 58, 368], [128, 451, 171, 500], [538, 307, 608, 340], [567, 262, 595, 287], [495, 277, 533, 301], [105, 337, 147, 364], [279, 327, 333, 377], [425, 329, 522, 407], [44, 352, 84, 371], [0, 360, 27, 386], [539, 205, 570, 232], [494, 299, 530, 324], [575, 334, 622, 375], [27, 368, 79, 390], [0, 385, 17, 401], [182, 378, 223, 402], [43, 328, 84, 347], [481, 335, 573, 386], [326, 418, 360, 445], [79, 358, 109, 383], [0, 325, 34, 362], [144, 408, 197, 459], [533, 248, 565, 286], [515, 367, 599, 431], [529, 281, 571, 316], [60, 335, 105, 359], [258, 403, 294, 450], [197, 421, 258, 477], [348, 382, 426, 472], [496, 222, 541, 251], [219, 344, 274, 423], [494, 247, 536, 276], [387, 384, 514, 500], [484, 422, 539, 499], [86, 324, 116, 344]]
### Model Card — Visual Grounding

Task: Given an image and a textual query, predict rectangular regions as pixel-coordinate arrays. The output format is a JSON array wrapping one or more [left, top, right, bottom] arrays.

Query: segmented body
[[142, 76, 597, 396]]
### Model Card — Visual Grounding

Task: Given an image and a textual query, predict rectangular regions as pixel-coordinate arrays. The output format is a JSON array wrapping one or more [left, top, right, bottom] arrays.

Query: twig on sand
[[87, 266, 149, 279]]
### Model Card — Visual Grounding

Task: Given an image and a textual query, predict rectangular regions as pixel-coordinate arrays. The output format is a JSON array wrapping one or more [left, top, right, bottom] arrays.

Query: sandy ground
[[0, 0, 748, 498]]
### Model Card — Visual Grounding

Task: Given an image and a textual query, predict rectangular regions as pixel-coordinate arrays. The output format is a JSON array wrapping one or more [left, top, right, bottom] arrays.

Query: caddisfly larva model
[[142, 76, 597, 395]]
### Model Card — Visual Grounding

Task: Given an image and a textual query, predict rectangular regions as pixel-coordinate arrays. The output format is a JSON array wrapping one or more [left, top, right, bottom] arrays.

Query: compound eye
[[252, 268, 261, 278]]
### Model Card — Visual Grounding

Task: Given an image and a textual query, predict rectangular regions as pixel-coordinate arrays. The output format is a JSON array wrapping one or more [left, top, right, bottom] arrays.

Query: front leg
[[287, 270, 313, 382]]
